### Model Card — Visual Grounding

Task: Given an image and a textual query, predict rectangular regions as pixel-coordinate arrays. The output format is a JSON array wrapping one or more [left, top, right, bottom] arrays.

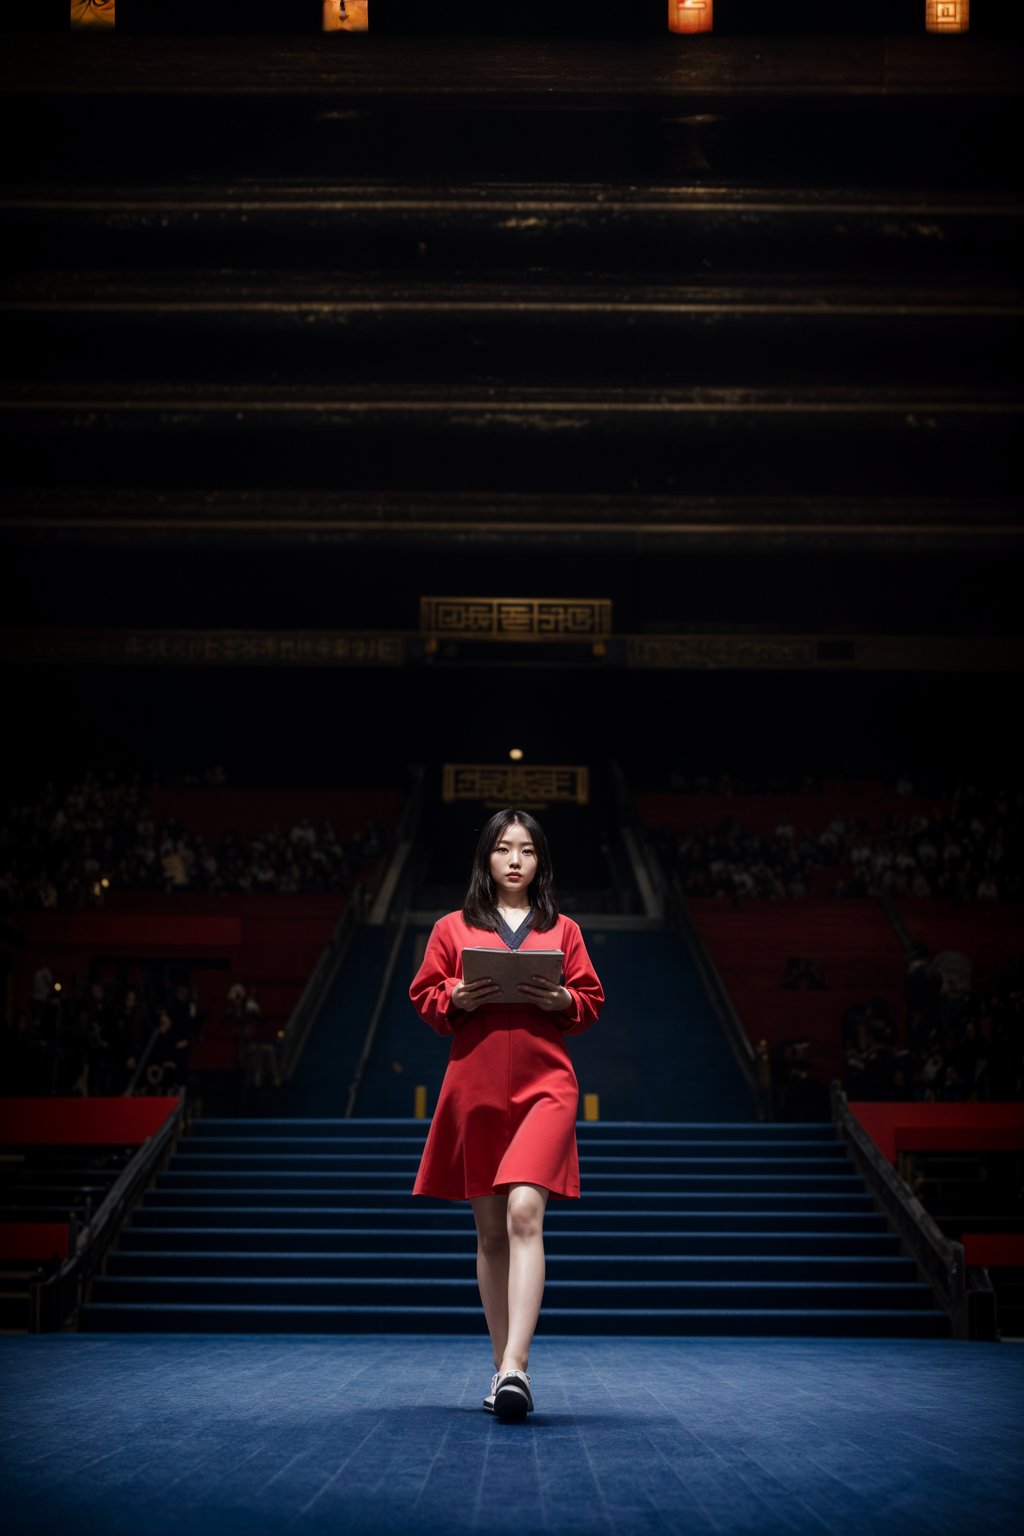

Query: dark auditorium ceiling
[[0, 12, 1020, 778]]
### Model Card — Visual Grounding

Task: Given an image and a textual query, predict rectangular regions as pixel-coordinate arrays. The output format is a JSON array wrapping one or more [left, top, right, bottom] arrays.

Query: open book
[[461, 947, 564, 1005]]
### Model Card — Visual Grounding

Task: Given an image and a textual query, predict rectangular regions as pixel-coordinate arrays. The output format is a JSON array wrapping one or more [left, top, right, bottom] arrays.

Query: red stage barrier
[[0, 1097, 180, 1145], [0, 1224, 70, 1260], [962, 1234, 1024, 1268], [850, 1103, 1024, 1163]]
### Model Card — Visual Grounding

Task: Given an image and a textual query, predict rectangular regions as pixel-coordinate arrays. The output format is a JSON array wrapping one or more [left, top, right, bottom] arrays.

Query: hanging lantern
[[926, 0, 970, 31], [323, 0, 369, 30], [70, 0, 115, 27], [669, 1, 713, 35]]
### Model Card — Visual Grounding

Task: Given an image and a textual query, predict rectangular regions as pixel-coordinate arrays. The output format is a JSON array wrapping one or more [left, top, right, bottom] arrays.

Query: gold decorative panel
[[442, 765, 589, 807], [421, 598, 612, 641], [625, 635, 1023, 671], [628, 636, 814, 669], [4, 630, 403, 667], [5, 630, 1017, 673]]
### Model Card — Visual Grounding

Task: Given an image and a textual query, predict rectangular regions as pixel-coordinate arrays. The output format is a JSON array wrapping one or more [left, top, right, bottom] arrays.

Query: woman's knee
[[506, 1186, 546, 1242], [473, 1197, 510, 1256]]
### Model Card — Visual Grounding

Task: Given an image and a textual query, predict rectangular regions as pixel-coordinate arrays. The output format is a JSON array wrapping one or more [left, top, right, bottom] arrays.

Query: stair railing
[[876, 889, 917, 957], [33, 1093, 186, 1332], [608, 760, 666, 922], [607, 762, 764, 1114], [124, 1019, 172, 1097], [367, 765, 424, 925], [344, 910, 410, 1118], [671, 890, 764, 1118], [285, 771, 424, 1111], [830, 1083, 987, 1339], [278, 882, 366, 1083]]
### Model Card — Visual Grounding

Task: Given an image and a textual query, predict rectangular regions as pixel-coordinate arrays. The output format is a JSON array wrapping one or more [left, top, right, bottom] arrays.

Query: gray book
[[461, 947, 564, 1005]]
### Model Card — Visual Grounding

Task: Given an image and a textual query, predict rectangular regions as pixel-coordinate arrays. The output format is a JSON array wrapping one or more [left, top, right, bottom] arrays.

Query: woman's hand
[[451, 977, 501, 1013], [517, 977, 572, 1013]]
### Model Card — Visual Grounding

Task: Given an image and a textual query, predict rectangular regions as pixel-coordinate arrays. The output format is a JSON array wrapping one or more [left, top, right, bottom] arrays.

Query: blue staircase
[[355, 927, 755, 1121], [80, 1119, 948, 1337], [279, 925, 394, 1117]]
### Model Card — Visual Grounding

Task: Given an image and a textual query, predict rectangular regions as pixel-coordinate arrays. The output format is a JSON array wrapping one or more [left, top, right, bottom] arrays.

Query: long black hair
[[461, 809, 559, 932]]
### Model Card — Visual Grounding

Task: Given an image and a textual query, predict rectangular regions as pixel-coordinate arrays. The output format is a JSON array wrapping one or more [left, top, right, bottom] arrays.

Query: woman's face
[[489, 822, 537, 903]]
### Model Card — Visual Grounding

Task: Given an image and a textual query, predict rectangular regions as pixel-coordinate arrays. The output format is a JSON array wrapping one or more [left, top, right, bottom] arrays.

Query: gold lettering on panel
[[422, 598, 611, 639], [627, 636, 815, 669], [442, 765, 589, 806], [3, 630, 402, 667]]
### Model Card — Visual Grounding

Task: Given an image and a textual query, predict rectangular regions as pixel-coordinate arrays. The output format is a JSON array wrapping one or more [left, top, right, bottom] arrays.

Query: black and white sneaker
[[483, 1372, 500, 1413], [492, 1369, 534, 1419]]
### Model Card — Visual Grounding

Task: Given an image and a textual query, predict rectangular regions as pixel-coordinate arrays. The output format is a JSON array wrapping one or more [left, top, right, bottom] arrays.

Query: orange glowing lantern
[[71, 0, 115, 27], [323, 0, 369, 30], [669, 0, 713, 34], [926, 0, 970, 31]]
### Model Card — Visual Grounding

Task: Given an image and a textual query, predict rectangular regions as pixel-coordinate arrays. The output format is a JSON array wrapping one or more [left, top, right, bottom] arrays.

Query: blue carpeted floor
[[3, 1334, 1021, 1536]]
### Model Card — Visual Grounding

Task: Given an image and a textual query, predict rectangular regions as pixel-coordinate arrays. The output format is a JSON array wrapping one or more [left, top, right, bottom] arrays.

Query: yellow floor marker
[[583, 1093, 600, 1122], [413, 1085, 428, 1119]]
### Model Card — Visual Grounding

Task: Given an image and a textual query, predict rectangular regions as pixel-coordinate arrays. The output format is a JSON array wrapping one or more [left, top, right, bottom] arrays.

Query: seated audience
[[844, 952, 1022, 1101], [0, 765, 383, 910], [651, 780, 1020, 905]]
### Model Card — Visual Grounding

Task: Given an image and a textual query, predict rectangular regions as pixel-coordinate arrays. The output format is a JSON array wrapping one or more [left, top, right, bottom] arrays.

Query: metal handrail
[[124, 1020, 168, 1097], [367, 766, 424, 925], [278, 883, 365, 1082], [344, 910, 410, 1118], [34, 1094, 186, 1331], [877, 889, 917, 958], [608, 760, 666, 921], [671, 889, 763, 1114], [831, 1083, 972, 1338], [609, 760, 762, 1114], [341, 772, 432, 1114], [277, 771, 425, 1082], [395, 765, 424, 851]]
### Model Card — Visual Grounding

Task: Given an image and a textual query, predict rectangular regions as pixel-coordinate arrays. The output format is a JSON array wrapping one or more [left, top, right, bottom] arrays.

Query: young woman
[[409, 809, 604, 1419]]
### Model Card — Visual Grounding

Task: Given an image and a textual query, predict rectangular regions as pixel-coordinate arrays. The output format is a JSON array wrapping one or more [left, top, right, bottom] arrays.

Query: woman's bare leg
[[470, 1193, 510, 1368], [499, 1182, 549, 1375]]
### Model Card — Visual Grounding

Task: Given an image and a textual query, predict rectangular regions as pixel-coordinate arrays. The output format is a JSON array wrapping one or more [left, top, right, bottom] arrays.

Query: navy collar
[[494, 909, 534, 951]]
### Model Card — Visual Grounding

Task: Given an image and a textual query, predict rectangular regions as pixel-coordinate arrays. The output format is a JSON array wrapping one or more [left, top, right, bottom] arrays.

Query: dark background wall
[[8, 665, 1018, 796]]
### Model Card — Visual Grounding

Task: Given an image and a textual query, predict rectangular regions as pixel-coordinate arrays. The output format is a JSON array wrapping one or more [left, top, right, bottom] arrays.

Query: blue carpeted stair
[[80, 1120, 948, 1337]]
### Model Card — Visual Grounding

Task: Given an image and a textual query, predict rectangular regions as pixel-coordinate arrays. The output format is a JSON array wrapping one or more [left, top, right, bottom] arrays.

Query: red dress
[[410, 911, 604, 1201]]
